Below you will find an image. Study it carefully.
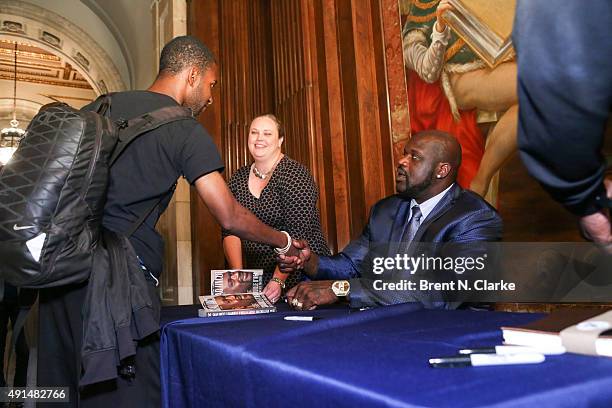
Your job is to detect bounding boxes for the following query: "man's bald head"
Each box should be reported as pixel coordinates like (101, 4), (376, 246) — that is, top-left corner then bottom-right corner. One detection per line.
(412, 130), (462, 166)
(412, 130), (462, 180)
(395, 130), (462, 202)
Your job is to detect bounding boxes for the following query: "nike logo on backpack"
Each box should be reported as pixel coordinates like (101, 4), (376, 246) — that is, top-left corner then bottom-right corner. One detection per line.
(13, 224), (36, 231)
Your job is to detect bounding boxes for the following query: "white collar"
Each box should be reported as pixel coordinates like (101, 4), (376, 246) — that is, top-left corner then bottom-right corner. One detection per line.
(410, 183), (455, 221)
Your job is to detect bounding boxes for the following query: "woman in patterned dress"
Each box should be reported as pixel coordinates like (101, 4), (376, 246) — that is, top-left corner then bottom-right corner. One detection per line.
(222, 114), (330, 303)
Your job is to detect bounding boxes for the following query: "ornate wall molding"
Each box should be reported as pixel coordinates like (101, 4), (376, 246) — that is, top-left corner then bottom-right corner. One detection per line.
(0, 0), (126, 93)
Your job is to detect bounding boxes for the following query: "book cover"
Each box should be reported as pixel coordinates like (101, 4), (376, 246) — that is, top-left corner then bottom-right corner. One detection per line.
(442, 0), (516, 67)
(502, 308), (612, 356)
(198, 293), (276, 317)
(210, 269), (263, 295)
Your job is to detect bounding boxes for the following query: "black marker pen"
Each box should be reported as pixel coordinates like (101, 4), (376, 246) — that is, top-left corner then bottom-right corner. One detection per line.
(459, 345), (541, 355)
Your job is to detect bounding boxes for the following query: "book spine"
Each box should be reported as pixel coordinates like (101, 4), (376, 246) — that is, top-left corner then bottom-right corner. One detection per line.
(211, 271), (223, 295)
(204, 308), (275, 317)
(253, 272), (263, 293)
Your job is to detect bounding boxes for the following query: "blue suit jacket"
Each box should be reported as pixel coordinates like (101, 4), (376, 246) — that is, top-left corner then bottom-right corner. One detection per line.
(316, 184), (503, 308)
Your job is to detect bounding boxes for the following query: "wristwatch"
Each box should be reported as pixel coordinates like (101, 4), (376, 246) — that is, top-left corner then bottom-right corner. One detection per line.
(331, 280), (350, 297)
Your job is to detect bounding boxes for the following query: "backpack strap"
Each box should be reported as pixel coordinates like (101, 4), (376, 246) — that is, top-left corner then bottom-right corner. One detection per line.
(109, 105), (194, 166)
(125, 181), (178, 238)
(89, 93), (114, 116)
(9, 288), (37, 355)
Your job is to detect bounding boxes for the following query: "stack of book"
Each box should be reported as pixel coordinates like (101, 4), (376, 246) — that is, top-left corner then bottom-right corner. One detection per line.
(198, 269), (276, 317)
(442, 0), (516, 67)
(501, 308), (612, 357)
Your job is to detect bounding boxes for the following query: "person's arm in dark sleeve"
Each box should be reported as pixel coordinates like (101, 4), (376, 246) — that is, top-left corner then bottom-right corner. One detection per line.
(289, 220), (370, 281)
(514, 0), (612, 216)
(316, 233), (369, 281)
(286, 206), (374, 281)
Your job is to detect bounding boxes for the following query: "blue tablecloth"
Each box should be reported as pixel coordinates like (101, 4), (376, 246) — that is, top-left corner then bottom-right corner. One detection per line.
(161, 304), (612, 408)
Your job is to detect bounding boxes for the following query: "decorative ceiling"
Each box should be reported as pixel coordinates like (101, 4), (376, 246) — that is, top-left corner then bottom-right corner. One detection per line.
(0, 0), (155, 131)
(0, 38), (96, 130)
(0, 39), (93, 90)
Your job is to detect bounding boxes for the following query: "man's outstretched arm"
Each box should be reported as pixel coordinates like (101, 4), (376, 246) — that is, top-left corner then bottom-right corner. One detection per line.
(195, 171), (294, 252)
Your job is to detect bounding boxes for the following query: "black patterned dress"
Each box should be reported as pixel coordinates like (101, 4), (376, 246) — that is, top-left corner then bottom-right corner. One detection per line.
(222, 156), (331, 289)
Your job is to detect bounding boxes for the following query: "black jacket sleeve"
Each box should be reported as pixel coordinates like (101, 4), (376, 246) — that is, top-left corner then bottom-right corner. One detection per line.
(514, 0), (612, 216)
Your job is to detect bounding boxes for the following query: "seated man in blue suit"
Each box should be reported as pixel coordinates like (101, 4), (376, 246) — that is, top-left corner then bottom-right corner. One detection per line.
(279, 130), (503, 310)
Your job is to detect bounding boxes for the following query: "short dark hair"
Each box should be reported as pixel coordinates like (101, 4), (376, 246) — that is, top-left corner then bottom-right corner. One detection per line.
(159, 36), (216, 75)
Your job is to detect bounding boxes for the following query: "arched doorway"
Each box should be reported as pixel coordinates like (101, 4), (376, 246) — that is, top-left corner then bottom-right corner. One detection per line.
(0, 0), (128, 162)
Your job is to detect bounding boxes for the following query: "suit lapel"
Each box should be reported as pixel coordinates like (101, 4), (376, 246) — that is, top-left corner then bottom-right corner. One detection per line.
(389, 199), (411, 243)
(412, 184), (462, 243)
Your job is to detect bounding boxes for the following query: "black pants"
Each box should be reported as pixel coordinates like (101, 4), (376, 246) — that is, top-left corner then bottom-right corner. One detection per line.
(0, 299), (29, 387)
(37, 281), (161, 408)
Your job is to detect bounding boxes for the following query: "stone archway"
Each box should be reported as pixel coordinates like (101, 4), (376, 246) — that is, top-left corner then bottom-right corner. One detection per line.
(0, 0), (127, 94)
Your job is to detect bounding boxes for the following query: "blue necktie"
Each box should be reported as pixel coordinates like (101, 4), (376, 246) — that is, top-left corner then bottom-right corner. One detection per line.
(398, 205), (422, 277)
(404, 205), (422, 243)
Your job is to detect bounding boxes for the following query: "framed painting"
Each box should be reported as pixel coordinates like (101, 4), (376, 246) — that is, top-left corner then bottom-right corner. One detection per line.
(398, 0), (518, 204)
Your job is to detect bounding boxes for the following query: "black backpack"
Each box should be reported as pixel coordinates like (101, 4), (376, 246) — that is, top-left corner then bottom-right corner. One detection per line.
(0, 95), (193, 288)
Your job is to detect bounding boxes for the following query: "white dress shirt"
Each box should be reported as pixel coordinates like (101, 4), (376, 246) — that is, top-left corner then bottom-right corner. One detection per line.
(409, 183), (455, 222)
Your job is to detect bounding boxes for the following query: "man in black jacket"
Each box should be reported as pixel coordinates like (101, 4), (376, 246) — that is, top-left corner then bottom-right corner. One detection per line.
(0, 282), (29, 389)
(37, 36), (301, 407)
(0, 165), (28, 392)
(514, 1), (612, 249)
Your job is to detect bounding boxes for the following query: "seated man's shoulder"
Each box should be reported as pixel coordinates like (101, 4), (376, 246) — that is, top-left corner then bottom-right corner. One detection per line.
(371, 194), (405, 214)
(455, 189), (498, 215)
(436, 188), (502, 240)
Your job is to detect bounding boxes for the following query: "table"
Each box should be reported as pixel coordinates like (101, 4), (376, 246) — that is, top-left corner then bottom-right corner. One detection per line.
(161, 303), (612, 407)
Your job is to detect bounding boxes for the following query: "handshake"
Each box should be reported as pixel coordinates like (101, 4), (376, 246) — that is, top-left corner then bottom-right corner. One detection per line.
(275, 238), (315, 275)
(269, 238), (340, 311)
